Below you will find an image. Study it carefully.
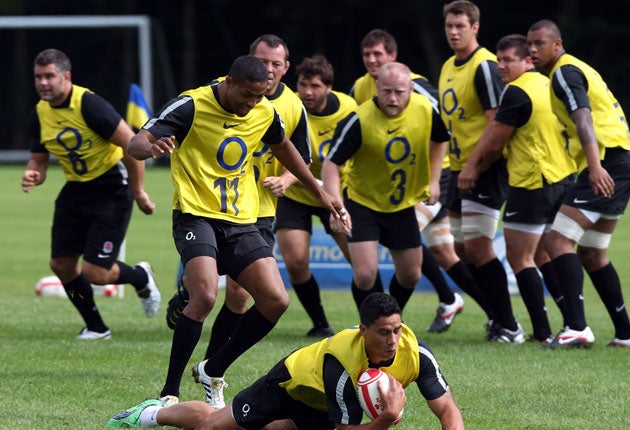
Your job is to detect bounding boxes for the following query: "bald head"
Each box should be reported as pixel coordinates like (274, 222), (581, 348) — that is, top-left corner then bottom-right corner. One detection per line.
(376, 62), (413, 117)
(377, 62), (411, 83)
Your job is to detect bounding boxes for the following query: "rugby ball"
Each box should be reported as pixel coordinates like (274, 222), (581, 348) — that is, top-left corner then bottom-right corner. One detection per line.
(35, 275), (119, 297)
(91, 283), (119, 297)
(34, 275), (67, 297)
(357, 369), (403, 425)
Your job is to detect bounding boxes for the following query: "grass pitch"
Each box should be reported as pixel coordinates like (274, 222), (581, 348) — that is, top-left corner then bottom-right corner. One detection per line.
(1, 164), (628, 429)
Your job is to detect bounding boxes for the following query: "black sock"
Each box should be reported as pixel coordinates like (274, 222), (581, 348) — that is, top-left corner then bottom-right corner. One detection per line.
(293, 275), (329, 328)
(539, 261), (568, 326)
(388, 275), (415, 312)
(351, 275), (383, 311)
(114, 261), (149, 295)
(447, 261), (494, 319)
(204, 305), (276, 376)
(477, 258), (517, 331)
(63, 275), (108, 332)
(515, 268), (552, 340)
(422, 245), (455, 304)
(351, 280), (368, 312)
(552, 253), (587, 330)
(587, 262), (630, 339)
(161, 314), (203, 398)
(205, 303), (244, 360)
(467, 263), (485, 291)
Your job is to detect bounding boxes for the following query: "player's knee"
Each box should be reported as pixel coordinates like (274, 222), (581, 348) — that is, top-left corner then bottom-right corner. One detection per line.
(395, 260), (422, 286)
(464, 238), (496, 266)
(267, 299), (289, 320)
(577, 244), (609, 272)
(506, 253), (535, 274)
(258, 289), (289, 321)
(543, 229), (572, 257)
(397, 269), (421, 287)
(225, 282), (250, 313)
(49, 258), (76, 280)
(82, 271), (108, 286)
(189, 281), (218, 311)
(353, 268), (378, 290)
(276, 293), (290, 313)
(284, 257), (310, 280)
(533, 246), (551, 268)
(83, 262), (119, 285)
(434, 247), (460, 269)
(452, 241), (467, 261)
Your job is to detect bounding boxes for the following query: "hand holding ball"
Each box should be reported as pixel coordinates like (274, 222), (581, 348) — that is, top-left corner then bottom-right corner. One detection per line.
(357, 369), (404, 425)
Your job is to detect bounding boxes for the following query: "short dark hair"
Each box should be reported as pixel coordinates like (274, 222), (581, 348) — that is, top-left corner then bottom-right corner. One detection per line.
(359, 293), (401, 327)
(496, 34), (529, 59)
(443, 0), (480, 25)
(249, 34), (289, 60)
(528, 19), (562, 39)
(227, 55), (268, 85)
(34, 48), (71, 73)
(296, 54), (334, 86)
(360, 29), (397, 54)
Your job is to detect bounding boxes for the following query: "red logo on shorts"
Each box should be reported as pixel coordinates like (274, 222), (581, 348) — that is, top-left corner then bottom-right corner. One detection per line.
(102, 241), (114, 254)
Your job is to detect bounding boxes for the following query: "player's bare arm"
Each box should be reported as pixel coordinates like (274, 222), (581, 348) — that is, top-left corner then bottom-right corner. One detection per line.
(427, 140), (447, 205)
(571, 107), (614, 197)
(320, 158), (352, 234)
(457, 108), (499, 193)
(321, 158), (342, 202)
(478, 121), (513, 170)
(458, 120), (514, 193)
(111, 119), (156, 215)
(426, 390), (465, 430)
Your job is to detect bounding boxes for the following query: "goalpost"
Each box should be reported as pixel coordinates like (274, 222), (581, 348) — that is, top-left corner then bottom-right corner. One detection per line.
(0, 15), (153, 107)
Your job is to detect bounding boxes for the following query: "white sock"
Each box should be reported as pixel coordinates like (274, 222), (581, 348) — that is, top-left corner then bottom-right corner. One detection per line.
(139, 406), (161, 427)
